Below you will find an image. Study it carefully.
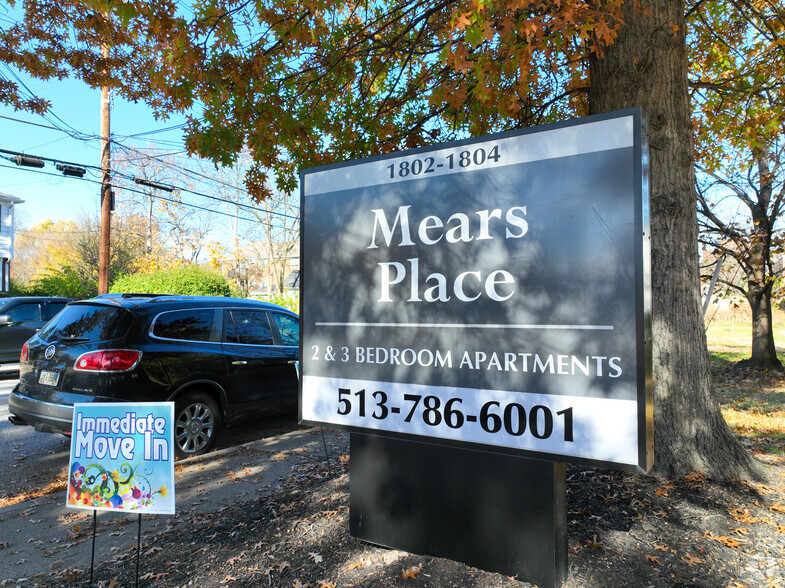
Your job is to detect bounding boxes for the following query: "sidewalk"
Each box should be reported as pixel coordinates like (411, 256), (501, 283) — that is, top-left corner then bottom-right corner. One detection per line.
(0, 426), (347, 586)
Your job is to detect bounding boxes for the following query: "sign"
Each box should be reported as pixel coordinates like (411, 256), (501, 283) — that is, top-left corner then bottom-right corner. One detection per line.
(300, 109), (652, 472)
(67, 402), (175, 514)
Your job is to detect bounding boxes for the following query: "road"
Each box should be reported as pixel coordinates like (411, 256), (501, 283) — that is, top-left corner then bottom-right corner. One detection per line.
(0, 374), (301, 503)
(0, 373), (72, 502)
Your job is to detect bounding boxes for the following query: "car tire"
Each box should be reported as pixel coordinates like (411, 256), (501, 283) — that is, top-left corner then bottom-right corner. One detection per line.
(174, 391), (221, 458)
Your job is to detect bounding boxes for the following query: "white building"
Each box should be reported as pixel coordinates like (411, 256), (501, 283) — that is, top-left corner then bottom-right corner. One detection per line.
(0, 192), (24, 292)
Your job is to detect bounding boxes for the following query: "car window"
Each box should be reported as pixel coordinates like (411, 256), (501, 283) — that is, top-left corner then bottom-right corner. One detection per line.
(47, 302), (68, 317)
(225, 310), (274, 345)
(153, 309), (216, 342)
(272, 313), (299, 346)
(6, 303), (42, 322)
(39, 304), (133, 341)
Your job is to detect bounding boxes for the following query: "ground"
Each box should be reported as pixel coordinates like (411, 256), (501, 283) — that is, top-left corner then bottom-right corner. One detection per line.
(21, 436), (784, 588)
(5, 356), (785, 588)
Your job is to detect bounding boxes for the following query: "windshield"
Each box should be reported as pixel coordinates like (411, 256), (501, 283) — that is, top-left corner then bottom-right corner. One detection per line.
(38, 303), (133, 342)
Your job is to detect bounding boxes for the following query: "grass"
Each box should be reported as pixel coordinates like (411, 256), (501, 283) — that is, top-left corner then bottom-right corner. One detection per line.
(706, 304), (785, 459)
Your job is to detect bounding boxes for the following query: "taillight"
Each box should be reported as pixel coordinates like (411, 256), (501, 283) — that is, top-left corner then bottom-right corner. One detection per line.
(74, 350), (141, 372)
(20, 342), (28, 363)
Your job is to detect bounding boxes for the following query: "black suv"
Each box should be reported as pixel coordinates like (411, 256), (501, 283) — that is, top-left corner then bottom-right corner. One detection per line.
(8, 294), (300, 457)
(0, 297), (72, 363)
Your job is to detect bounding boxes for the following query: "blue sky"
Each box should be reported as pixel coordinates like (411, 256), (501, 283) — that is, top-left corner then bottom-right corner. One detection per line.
(0, 0), (197, 229)
(0, 64), (302, 264)
(0, 72), (191, 229)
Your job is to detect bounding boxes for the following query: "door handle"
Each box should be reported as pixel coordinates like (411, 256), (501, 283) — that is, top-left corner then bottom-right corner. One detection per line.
(232, 360), (248, 366)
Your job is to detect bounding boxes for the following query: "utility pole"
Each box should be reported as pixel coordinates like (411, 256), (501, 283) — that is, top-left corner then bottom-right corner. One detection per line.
(98, 44), (112, 295)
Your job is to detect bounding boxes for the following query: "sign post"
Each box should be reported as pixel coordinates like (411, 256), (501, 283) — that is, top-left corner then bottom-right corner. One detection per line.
(300, 109), (652, 586)
(67, 402), (175, 584)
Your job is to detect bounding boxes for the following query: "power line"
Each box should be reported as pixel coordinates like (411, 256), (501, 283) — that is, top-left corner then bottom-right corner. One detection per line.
(111, 142), (299, 211)
(0, 160), (296, 226)
(0, 114), (67, 132)
(0, 114), (300, 212)
(0, 65), (98, 142)
(0, 112), (187, 149)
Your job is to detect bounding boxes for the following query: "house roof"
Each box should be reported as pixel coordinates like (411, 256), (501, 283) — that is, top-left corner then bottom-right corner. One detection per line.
(0, 192), (25, 204)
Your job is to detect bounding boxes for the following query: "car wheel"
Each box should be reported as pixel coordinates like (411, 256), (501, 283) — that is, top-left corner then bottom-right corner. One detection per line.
(174, 391), (221, 458)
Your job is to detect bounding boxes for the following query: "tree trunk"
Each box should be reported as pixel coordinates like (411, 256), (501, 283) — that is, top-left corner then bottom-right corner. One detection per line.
(589, 0), (762, 479)
(746, 283), (782, 369)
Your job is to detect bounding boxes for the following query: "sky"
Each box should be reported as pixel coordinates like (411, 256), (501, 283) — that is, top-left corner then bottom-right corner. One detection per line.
(0, 72), (192, 230)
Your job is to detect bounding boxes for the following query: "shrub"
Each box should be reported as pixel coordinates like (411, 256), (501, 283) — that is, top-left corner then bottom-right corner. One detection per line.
(260, 292), (300, 313)
(30, 266), (97, 299)
(110, 266), (233, 297)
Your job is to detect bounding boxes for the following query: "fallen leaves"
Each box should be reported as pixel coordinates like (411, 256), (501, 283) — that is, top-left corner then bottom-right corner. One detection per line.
(138, 572), (168, 581)
(585, 535), (603, 549)
(654, 484), (676, 497)
(729, 508), (760, 524)
(704, 531), (742, 548)
(402, 565), (422, 580)
(682, 470), (707, 490)
(0, 473), (68, 509)
(682, 552), (705, 566)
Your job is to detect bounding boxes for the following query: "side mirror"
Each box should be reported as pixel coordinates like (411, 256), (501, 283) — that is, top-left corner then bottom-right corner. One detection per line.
(0, 315), (13, 326)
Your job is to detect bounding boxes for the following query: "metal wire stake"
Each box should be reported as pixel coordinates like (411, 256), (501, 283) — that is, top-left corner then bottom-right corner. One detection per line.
(89, 510), (97, 585)
(135, 514), (142, 588)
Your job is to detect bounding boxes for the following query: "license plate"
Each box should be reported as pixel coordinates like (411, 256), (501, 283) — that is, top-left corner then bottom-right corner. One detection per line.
(38, 370), (59, 386)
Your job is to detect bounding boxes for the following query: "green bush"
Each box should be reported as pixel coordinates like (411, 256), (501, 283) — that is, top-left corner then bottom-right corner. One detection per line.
(110, 266), (233, 297)
(29, 266), (97, 300)
(260, 292), (300, 313)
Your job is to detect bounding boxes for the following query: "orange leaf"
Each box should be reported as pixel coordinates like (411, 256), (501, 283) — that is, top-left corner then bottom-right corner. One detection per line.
(729, 509), (760, 524)
(585, 535), (602, 549)
(704, 531), (741, 547)
(654, 485), (675, 496)
(682, 553), (704, 565)
(645, 554), (661, 564)
(402, 566), (422, 580)
(770, 502), (785, 513)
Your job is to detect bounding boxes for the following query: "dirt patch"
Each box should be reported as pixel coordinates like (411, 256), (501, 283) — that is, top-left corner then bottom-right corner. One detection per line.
(24, 448), (785, 588)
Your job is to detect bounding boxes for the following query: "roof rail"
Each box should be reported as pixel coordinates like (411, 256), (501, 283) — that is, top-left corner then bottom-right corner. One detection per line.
(94, 293), (168, 299)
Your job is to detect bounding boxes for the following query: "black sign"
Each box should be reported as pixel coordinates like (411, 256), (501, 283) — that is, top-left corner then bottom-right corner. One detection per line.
(300, 109), (652, 472)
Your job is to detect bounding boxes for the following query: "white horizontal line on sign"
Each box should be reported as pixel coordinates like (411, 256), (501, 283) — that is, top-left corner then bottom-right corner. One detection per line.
(315, 322), (614, 330)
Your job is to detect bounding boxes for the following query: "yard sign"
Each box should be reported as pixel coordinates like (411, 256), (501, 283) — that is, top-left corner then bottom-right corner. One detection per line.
(300, 109), (653, 472)
(67, 402), (175, 514)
